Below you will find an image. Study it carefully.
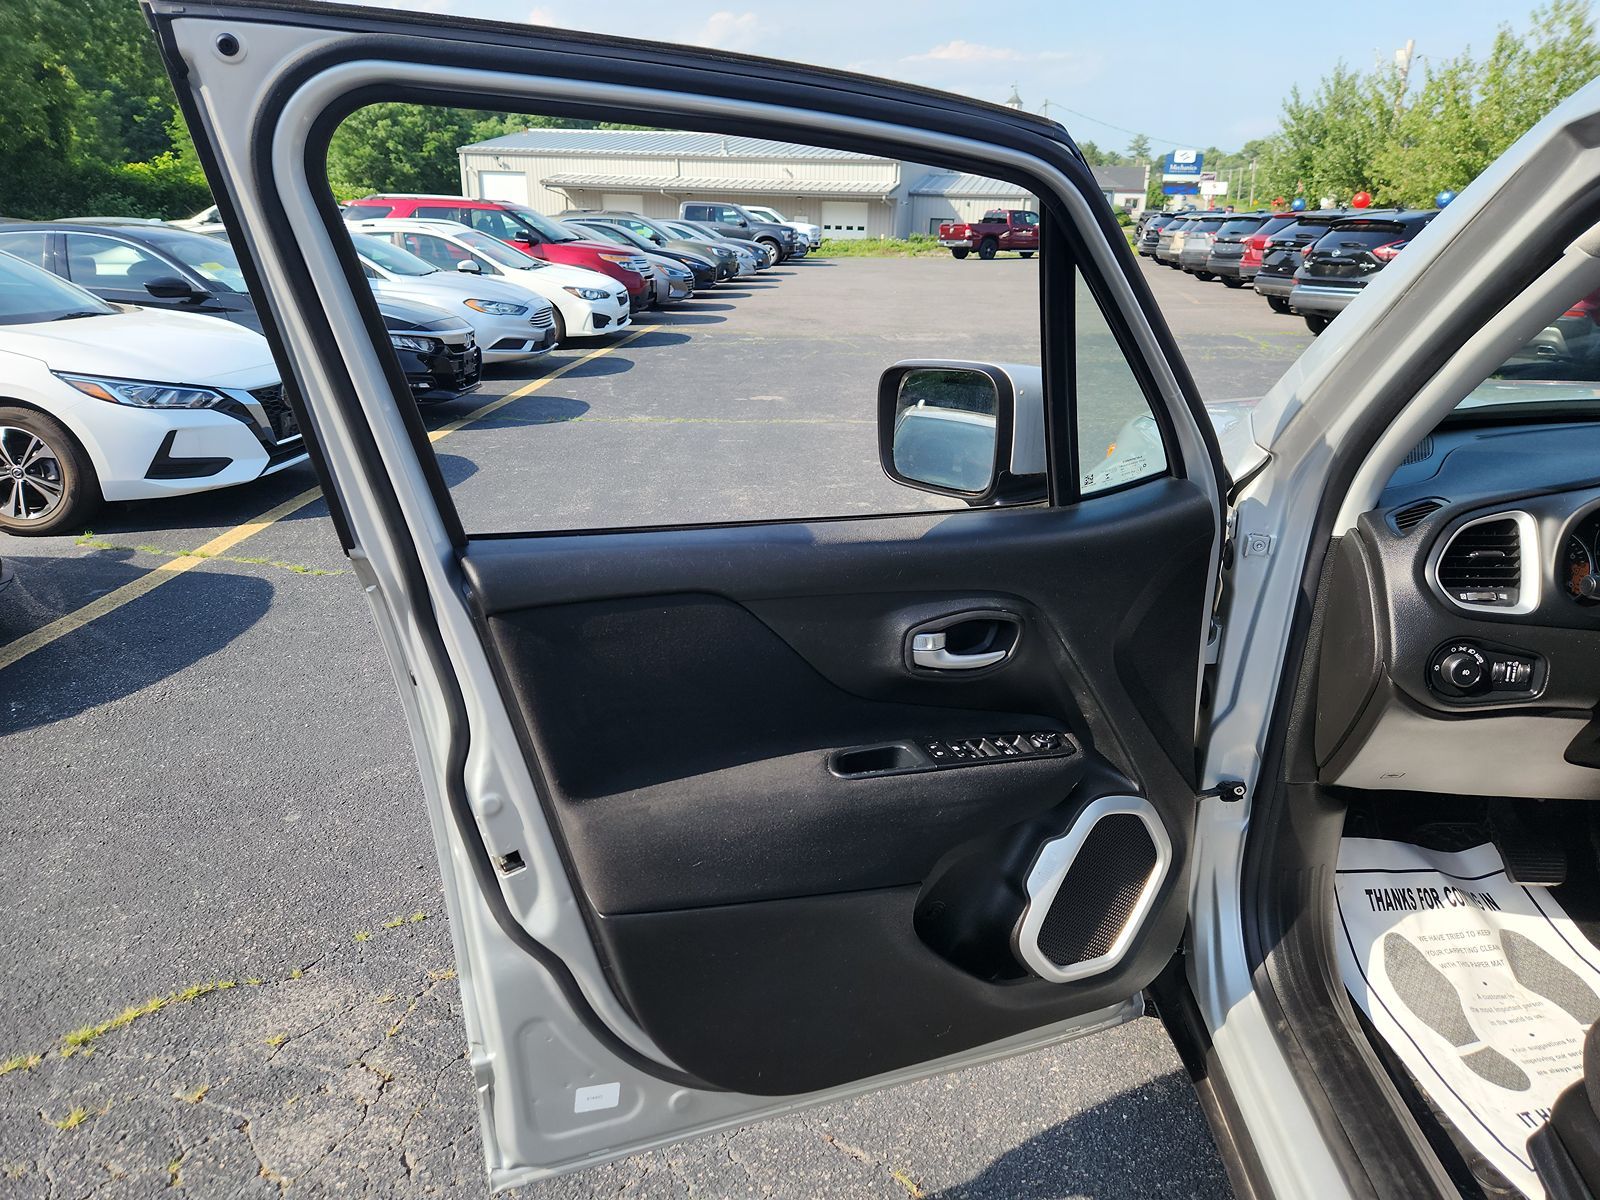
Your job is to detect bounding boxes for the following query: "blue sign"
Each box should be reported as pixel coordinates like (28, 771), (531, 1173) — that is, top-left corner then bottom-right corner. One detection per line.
(1163, 149), (1204, 178)
(1162, 182), (1200, 195)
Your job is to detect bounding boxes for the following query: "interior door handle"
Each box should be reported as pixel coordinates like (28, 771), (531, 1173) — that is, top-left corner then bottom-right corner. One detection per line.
(910, 631), (1008, 671)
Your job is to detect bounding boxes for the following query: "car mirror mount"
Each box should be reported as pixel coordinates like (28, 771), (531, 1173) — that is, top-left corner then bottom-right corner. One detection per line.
(877, 360), (1046, 507)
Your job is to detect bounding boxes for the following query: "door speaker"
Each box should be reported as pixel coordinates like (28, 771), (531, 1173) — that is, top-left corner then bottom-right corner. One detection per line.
(1012, 796), (1171, 983)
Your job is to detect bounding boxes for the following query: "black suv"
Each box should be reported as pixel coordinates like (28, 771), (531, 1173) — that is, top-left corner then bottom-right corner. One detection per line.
(1251, 211), (1349, 313)
(1289, 210), (1440, 334)
(1136, 211), (1183, 257)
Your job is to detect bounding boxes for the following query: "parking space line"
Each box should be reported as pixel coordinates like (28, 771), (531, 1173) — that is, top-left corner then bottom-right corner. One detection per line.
(0, 330), (646, 674)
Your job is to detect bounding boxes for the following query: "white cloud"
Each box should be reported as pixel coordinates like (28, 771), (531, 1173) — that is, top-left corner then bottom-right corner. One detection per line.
(683, 11), (763, 52)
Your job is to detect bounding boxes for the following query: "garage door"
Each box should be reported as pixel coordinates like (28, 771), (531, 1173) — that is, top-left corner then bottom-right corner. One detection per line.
(821, 201), (870, 241)
(478, 171), (529, 205)
(602, 193), (646, 213)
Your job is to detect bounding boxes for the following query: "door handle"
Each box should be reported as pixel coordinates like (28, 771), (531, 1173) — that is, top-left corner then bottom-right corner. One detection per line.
(910, 632), (1006, 670)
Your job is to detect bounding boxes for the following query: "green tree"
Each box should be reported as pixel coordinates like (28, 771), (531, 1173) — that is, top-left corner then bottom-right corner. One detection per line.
(1127, 133), (1151, 162)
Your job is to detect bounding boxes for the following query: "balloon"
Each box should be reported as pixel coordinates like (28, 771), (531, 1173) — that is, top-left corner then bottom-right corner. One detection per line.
(1290, 197), (1307, 211)
(1351, 191), (1373, 208)
(1436, 190), (1456, 208)
(1273, 196), (1287, 207)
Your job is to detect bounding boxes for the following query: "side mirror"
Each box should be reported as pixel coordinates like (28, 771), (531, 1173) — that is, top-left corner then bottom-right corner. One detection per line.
(144, 275), (204, 300)
(455, 259), (483, 274)
(510, 231), (534, 245)
(878, 361), (1045, 505)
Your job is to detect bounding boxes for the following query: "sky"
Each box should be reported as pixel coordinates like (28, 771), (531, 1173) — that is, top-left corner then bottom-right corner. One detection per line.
(350, 0), (1547, 153)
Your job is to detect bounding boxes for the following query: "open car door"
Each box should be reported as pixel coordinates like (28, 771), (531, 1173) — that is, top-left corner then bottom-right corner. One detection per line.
(147, 0), (1227, 1187)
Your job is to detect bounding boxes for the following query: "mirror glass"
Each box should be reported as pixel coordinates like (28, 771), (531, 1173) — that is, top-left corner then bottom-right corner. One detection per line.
(891, 368), (998, 494)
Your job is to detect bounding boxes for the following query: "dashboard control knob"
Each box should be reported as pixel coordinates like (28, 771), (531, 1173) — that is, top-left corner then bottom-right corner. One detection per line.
(1439, 651), (1484, 691)
(1582, 572), (1600, 600)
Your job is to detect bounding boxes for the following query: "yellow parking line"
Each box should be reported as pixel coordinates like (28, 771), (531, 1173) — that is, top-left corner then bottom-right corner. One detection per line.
(0, 330), (646, 674)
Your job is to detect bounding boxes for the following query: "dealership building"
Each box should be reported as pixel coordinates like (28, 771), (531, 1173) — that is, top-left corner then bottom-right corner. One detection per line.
(456, 129), (1145, 240)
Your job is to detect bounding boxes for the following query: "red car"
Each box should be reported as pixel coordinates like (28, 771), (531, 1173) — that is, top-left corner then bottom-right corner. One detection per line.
(347, 194), (652, 307)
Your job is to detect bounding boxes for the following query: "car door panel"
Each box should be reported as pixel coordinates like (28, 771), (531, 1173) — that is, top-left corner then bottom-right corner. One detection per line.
(461, 482), (1212, 1093)
(149, 1), (1223, 1181)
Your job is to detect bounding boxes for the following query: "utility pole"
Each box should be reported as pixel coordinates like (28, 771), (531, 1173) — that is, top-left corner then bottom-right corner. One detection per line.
(1393, 39), (1415, 119)
(1249, 158), (1258, 208)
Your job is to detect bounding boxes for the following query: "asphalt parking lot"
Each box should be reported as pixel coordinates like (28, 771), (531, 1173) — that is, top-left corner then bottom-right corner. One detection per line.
(0, 252), (1309, 1199)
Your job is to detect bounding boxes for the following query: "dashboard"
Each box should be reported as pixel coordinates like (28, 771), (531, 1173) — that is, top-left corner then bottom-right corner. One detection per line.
(1316, 419), (1600, 800)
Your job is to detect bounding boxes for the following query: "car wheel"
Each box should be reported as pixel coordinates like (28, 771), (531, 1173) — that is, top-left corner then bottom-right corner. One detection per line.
(0, 406), (100, 536)
(758, 238), (783, 261)
(1266, 295), (1291, 314)
(1194, 270), (1214, 281)
(950, 248), (969, 260)
(551, 307), (569, 345)
(977, 238), (998, 260)
(1019, 251), (1034, 259)
(1221, 277), (1243, 288)
(1304, 314), (1331, 335)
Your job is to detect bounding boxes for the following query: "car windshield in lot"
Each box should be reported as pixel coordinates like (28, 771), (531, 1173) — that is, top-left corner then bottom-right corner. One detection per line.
(136, 227), (249, 292)
(1316, 220), (1408, 249)
(504, 205), (584, 244)
(1218, 217), (1267, 236)
(352, 233), (439, 276)
(0, 252), (114, 324)
(456, 228), (549, 268)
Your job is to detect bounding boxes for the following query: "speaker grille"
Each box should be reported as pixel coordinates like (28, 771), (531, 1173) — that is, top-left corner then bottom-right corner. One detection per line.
(1035, 813), (1160, 967)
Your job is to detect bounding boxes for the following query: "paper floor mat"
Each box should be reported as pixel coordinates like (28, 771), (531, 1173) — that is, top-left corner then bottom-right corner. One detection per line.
(1336, 838), (1600, 1200)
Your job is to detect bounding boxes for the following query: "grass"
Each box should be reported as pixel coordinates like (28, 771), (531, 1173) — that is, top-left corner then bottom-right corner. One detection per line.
(812, 233), (950, 258)
(44, 1107), (90, 1131)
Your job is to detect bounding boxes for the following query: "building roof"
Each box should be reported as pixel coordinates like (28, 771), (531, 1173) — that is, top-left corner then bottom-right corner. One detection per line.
(908, 171), (1027, 199)
(541, 172), (890, 197)
(462, 129), (886, 161)
(1091, 166), (1146, 193)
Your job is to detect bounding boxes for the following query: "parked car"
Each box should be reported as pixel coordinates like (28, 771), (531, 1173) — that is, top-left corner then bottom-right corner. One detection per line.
(351, 218), (631, 343)
(1176, 214), (1234, 278)
(1136, 211), (1182, 257)
(346, 196), (652, 310)
(679, 202), (803, 260)
(679, 219), (777, 269)
(1154, 211), (1204, 266)
(171, 204), (226, 236)
(351, 233), (557, 364)
(558, 211), (732, 282)
(0, 250), (302, 534)
(1207, 213), (1299, 287)
(0, 222), (482, 397)
(558, 214), (718, 288)
(937, 209), (1040, 260)
(1289, 210), (1440, 334)
(1251, 211), (1348, 312)
(740, 204), (822, 250)
(556, 220), (695, 305)
(658, 219), (763, 276)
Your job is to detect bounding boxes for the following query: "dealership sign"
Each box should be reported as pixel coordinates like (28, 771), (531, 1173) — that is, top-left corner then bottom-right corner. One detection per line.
(1162, 149), (1204, 181)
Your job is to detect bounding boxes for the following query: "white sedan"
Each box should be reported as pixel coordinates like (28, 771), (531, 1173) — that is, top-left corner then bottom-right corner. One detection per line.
(351, 233), (557, 364)
(349, 218), (630, 344)
(0, 252), (302, 535)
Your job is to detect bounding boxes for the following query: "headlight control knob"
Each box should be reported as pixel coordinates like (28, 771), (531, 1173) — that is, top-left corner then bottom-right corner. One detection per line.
(1431, 642), (1489, 697)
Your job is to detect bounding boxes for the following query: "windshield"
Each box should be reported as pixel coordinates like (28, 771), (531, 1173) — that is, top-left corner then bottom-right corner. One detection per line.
(351, 234), (437, 277)
(747, 207), (785, 222)
(505, 205), (581, 244)
(578, 222), (650, 251)
(0, 251), (115, 324)
(667, 222), (710, 241)
(455, 228), (547, 269)
(1218, 218), (1265, 237)
(1452, 291), (1600, 420)
(138, 227), (249, 292)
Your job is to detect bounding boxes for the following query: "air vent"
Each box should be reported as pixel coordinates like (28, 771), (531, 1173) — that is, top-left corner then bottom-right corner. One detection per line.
(1400, 436), (1436, 466)
(1391, 498), (1444, 532)
(1435, 514), (1534, 611)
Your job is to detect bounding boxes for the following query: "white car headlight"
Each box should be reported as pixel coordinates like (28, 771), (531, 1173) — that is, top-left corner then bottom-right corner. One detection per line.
(563, 285), (611, 301)
(390, 333), (442, 353)
(464, 298), (528, 316)
(57, 373), (227, 410)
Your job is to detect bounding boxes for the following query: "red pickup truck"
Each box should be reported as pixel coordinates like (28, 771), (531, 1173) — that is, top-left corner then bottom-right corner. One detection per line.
(937, 209), (1041, 259)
